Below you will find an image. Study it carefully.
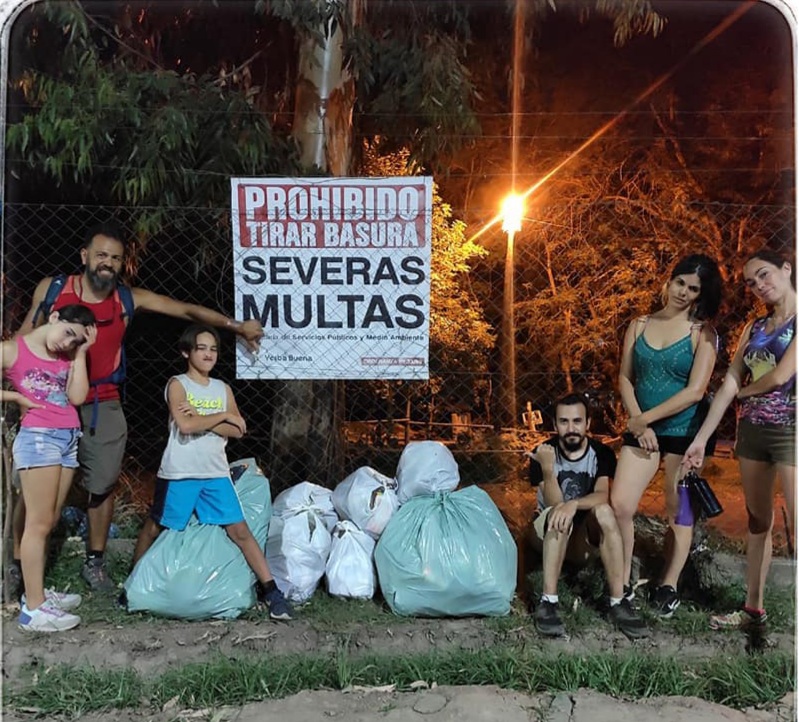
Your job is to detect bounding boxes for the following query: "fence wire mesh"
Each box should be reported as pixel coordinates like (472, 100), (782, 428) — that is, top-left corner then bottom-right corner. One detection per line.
(1, 200), (794, 549)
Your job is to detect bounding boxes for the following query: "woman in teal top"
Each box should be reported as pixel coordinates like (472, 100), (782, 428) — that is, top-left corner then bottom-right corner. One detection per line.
(610, 254), (722, 619)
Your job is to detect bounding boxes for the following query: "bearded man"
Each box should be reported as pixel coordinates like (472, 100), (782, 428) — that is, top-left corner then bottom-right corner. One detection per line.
(526, 393), (649, 640)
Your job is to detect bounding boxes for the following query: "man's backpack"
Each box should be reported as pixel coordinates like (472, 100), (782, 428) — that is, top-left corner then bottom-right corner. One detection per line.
(32, 274), (135, 432)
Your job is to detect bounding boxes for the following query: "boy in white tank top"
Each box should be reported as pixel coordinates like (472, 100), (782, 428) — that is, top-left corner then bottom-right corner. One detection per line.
(131, 324), (292, 621)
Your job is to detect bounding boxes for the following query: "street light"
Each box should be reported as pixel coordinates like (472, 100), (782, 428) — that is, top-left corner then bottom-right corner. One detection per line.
(500, 193), (523, 429)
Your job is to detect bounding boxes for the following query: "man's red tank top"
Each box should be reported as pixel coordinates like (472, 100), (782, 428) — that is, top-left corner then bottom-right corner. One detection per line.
(52, 275), (128, 402)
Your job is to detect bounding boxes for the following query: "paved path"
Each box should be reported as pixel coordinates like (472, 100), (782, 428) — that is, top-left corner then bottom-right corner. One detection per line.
(5, 686), (793, 721)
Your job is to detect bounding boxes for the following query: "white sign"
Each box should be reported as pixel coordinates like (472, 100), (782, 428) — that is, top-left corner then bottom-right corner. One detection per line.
(231, 177), (432, 380)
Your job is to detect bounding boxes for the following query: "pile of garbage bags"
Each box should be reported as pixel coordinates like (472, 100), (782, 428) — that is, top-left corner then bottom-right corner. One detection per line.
(125, 441), (516, 620)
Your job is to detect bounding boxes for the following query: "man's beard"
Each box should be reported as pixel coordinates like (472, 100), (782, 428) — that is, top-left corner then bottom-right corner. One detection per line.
(86, 266), (118, 293)
(560, 434), (584, 452)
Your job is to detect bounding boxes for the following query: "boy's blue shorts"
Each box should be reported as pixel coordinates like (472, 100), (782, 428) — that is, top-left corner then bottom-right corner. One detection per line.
(150, 476), (245, 531)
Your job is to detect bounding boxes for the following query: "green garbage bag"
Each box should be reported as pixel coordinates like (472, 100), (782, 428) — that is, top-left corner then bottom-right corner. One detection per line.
(375, 486), (516, 617)
(124, 458), (271, 620)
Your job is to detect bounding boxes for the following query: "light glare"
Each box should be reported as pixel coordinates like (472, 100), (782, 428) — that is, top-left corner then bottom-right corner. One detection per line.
(501, 194), (523, 234)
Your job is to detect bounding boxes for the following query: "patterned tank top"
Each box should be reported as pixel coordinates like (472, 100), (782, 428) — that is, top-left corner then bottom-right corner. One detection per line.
(632, 324), (705, 437)
(739, 315), (795, 427)
(5, 337), (79, 429)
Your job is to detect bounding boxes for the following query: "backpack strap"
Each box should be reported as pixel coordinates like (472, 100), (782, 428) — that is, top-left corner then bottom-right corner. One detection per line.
(116, 284), (135, 322)
(31, 274), (70, 327)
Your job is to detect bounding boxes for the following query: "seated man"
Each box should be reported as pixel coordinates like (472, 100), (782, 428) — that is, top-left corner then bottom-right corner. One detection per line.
(526, 393), (648, 639)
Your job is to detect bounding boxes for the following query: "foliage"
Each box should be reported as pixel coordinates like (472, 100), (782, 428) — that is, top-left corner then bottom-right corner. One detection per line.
(6, 2), (298, 242)
(351, 21), (480, 171)
(509, 103), (787, 428)
(521, 0), (666, 46)
(359, 141), (494, 418)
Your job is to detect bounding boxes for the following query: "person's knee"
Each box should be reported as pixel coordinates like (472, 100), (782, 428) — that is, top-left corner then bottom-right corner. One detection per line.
(141, 518), (162, 539)
(592, 503), (618, 531)
(87, 490), (114, 510)
(23, 514), (55, 539)
(225, 521), (251, 545)
(747, 507), (773, 535)
(610, 492), (636, 522)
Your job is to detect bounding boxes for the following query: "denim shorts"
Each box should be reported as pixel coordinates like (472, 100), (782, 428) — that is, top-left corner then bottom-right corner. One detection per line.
(13, 427), (82, 470)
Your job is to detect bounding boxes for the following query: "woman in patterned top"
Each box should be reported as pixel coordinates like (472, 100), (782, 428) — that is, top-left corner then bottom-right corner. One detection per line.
(611, 254), (723, 619)
(684, 248), (795, 630)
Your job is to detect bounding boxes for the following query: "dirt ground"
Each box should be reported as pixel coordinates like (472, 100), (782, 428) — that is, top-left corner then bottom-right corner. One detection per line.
(2, 686), (795, 722)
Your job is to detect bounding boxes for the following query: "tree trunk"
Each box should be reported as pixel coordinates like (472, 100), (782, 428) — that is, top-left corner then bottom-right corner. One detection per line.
(269, 1), (356, 490)
(291, 8), (355, 175)
(543, 239), (574, 392)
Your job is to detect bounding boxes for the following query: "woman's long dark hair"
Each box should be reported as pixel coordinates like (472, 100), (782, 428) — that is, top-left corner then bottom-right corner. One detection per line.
(669, 254), (723, 321)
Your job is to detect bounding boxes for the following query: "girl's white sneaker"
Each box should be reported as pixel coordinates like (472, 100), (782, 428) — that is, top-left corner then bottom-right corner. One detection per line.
(18, 600), (81, 632)
(21, 588), (82, 612)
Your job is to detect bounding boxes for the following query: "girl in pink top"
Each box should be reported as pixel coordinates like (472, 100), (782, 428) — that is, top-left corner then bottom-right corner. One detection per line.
(1, 304), (96, 632)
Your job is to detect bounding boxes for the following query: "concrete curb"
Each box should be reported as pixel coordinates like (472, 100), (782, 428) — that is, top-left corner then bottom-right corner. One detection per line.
(716, 552), (796, 589)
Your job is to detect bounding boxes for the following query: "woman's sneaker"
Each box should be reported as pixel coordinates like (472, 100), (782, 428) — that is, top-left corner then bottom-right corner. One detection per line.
(650, 585), (680, 619)
(710, 607), (767, 631)
(22, 588), (82, 612)
(18, 600), (81, 632)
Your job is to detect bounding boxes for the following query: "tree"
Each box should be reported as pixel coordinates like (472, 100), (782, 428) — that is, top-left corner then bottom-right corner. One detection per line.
(7, 3), (299, 242)
(6, 0), (680, 478)
(357, 141), (494, 431)
(511, 104), (789, 432)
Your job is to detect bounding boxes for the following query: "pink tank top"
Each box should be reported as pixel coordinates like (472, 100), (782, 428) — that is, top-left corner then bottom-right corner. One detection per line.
(5, 337), (80, 429)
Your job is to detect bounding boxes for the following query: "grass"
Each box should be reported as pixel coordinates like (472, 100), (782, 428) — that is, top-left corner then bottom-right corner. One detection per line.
(8, 647), (794, 717)
(300, 589), (393, 630)
(40, 537), (796, 635)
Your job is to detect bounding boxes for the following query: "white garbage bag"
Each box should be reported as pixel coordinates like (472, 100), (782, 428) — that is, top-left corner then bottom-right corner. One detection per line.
(395, 440), (460, 503)
(332, 466), (399, 539)
(265, 511), (332, 603)
(272, 481), (338, 532)
(326, 520), (377, 599)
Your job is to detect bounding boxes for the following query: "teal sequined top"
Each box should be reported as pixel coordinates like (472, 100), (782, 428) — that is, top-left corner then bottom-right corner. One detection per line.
(633, 331), (703, 437)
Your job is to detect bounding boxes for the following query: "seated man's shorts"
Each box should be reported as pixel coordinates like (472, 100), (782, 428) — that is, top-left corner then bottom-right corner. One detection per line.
(150, 476), (245, 531)
(13, 427), (81, 470)
(532, 506), (600, 565)
(78, 400), (128, 496)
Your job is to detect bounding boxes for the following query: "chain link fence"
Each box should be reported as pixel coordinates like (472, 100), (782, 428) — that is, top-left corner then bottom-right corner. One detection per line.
(1, 200), (794, 550)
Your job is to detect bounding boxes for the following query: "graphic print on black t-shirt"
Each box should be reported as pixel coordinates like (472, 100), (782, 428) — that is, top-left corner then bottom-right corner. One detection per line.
(560, 470), (593, 502)
(529, 437), (617, 510)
